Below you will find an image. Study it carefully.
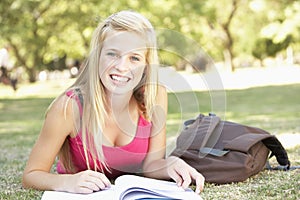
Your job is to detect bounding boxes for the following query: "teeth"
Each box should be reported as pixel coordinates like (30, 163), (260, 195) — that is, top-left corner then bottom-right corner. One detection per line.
(111, 75), (129, 82)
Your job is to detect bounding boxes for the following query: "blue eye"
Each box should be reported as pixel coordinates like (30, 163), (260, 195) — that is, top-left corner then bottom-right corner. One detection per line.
(131, 56), (140, 62)
(107, 52), (118, 58)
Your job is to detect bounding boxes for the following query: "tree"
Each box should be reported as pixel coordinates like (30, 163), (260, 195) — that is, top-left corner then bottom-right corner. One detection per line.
(1, 0), (299, 82)
(252, 35), (293, 66)
(201, 0), (243, 72)
(0, 0), (111, 82)
(1, 0), (59, 82)
(251, 0), (300, 66)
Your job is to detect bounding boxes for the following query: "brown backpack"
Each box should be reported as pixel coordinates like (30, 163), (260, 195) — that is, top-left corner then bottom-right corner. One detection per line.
(170, 113), (290, 184)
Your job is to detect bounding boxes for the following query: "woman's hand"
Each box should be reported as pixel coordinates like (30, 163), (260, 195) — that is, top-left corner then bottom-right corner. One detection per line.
(65, 170), (111, 194)
(166, 156), (205, 194)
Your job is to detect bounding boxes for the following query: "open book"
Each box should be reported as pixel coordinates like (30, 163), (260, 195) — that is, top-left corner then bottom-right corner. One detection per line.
(41, 174), (202, 200)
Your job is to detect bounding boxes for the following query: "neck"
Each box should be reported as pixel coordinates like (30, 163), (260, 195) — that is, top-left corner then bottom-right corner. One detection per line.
(106, 91), (135, 115)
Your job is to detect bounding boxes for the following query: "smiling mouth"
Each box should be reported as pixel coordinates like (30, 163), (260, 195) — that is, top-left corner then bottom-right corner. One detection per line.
(110, 74), (130, 83)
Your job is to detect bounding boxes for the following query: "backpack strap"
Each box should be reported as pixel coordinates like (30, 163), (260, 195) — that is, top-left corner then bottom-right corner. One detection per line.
(199, 147), (229, 157)
(66, 88), (84, 128)
(184, 113), (228, 157)
(66, 88), (83, 114)
(74, 88), (84, 109)
(262, 136), (290, 166)
(183, 113), (220, 146)
(198, 115), (221, 149)
(265, 162), (300, 170)
(262, 136), (300, 171)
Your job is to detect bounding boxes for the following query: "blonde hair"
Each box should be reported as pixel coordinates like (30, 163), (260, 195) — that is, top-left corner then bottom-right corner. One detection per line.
(59, 10), (159, 173)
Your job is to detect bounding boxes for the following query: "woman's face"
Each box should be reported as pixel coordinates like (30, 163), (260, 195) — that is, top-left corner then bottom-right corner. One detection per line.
(99, 31), (147, 95)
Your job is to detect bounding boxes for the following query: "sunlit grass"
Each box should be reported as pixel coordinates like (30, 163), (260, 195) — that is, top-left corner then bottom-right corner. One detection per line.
(0, 80), (299, 200)
(0, 79), (75, 99)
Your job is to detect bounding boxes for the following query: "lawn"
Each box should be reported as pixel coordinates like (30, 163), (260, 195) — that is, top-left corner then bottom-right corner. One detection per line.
(0, 80), (299, 200)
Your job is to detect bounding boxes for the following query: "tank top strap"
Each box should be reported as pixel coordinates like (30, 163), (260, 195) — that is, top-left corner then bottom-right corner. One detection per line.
(66, 88), (83, 116)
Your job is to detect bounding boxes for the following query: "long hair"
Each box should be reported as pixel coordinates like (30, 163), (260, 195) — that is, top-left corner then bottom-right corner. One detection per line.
(59, 10), (159, 173)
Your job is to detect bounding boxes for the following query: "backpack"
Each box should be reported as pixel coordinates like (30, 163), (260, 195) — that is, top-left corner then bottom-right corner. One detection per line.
(170, 113), (291, 184)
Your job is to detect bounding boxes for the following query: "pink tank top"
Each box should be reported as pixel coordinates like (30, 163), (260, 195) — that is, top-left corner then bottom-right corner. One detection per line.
(57, 90), (152, 178)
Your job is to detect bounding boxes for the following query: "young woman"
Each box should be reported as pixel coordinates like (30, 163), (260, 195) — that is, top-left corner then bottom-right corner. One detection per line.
(22, 10), (204, 194)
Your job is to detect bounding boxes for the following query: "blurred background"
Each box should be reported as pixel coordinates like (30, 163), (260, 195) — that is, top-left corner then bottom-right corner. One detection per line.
(0, 0), (299, 90)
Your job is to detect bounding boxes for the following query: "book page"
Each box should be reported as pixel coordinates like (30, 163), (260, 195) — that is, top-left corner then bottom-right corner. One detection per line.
(115, 175), (202, 200)
(41, 186), (116, 200)
(41, 175), (202, 200)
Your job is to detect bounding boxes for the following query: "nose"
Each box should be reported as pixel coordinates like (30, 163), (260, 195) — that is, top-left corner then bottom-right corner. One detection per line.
(115, 56), (130, 72)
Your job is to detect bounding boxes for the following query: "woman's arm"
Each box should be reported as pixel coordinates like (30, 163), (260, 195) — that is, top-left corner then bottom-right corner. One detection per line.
(142, 86), (205, 194)
(22, 96), (110, 193)
(142, 85), (168, 177)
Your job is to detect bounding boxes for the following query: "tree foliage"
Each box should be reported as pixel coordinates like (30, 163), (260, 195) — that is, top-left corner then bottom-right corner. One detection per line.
(0, 0), (299, 82)
(251, 0), (300, 63)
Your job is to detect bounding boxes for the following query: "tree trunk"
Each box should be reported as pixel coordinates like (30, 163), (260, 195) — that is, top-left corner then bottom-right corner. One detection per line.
(223, 49), (234, 71)
(221, 0), (238, 72)
(28, 67), (37, 83)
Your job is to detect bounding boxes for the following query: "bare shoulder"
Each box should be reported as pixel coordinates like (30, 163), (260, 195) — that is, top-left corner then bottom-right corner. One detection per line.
(44, 94), (77, 136)
(47, 94), (71, 117)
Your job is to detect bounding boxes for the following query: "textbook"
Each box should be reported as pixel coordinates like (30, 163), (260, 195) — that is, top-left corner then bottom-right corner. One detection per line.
(41, 174), (202, 200)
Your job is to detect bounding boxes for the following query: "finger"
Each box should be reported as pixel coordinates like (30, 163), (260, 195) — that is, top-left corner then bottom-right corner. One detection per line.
(79, 181), (100, 192)
(195, 175), (205, 194)
(90, 173), (111, 191)
(176, 168), (192, 190)
(97, 173), (111, 188)
(190, 169), (205, 193)
(88, 171), (111, 188)
(85, 176), (107, 191)
(168, 169), (183, 187)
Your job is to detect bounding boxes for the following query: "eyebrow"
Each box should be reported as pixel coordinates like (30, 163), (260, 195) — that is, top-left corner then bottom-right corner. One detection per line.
(103, 48), (119, 52)
(104, 48), (146, 57)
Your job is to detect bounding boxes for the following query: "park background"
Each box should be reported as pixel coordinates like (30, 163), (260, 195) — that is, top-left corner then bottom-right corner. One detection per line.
(1, 0), (300, 199)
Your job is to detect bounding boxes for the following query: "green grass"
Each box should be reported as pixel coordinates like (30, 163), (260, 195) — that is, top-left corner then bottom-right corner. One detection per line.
(166, 84), (300, 134)
(0, 82), (299, 200)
